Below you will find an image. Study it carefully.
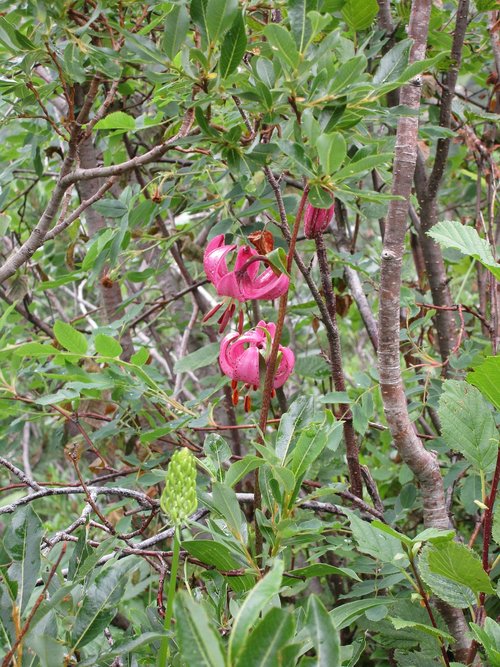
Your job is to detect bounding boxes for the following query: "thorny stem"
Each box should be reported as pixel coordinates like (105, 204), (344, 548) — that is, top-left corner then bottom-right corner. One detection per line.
(314, 233), (363, 498)
(158, 526), (181, 666)
(254, 185), (309, 562)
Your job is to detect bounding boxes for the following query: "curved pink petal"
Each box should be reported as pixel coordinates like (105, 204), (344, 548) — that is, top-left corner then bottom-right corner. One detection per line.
(204, 244), (235, 283)
(234, 246), (259, 279)
(234, 346), (261, 386)
(219, 333), (240, 378)
(240, 268), (289, 300)
(216, 271), (246, 302)
(274, 346), (295, 387)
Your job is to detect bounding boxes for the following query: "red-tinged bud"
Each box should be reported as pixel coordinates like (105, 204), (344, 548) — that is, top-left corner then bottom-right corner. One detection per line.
(202, 301), (223, 322)
(304, 201), (335, 239)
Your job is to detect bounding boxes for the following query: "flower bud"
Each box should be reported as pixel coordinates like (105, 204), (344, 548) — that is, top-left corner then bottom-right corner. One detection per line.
(160, 448), (198, 525)
(304, 202), (335, 239)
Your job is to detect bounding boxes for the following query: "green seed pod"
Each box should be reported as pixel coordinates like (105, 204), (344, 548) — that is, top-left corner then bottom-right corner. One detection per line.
(160, 448), (198, 525)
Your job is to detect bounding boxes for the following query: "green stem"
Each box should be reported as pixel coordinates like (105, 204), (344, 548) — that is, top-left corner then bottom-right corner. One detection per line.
(158, 526), (181, 667)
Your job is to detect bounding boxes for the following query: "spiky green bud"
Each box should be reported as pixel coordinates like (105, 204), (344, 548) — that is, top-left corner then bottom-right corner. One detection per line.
(160, 448), (197, 525)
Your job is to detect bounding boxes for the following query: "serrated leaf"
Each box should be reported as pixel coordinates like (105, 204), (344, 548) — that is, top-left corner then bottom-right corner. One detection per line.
(54, 320), (88, 355)
(175, 592), (226, 667)
(425, 541), (494, 595)
(438, 380), (498, 473)
(219, 11), (247, 78)
(427, 220), (500, 280)
(264, 24), (300, 71)
(94, 111), (136, 131)
(163, 3), (190, 60)
(342, 0), (378, 30)
(346, 510), (407, 565)
(306, 595), (341, 666)
(316, 132), (346, 176)
(94, 333), (122, 358)
(235, 607), (295, 667)
(467, 356), (500, 411)
(228, 561), (284, 663)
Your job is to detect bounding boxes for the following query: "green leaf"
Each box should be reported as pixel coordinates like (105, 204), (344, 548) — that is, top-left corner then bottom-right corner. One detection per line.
(263, 24), (300, 71)
(94, 333), (122, 358)
(11, 342), (58, 357)
(342, 0), (378, 30)
(210, 481), (245, 536)
(235, 607), (295, 667)
(288, 0), (314, 52)
(183, 539), (245, 569)
(71, 559), (132, 650)
(289, 417), (342, 478)
(228, 560), (284, 663)
(316, 132), (346, 176)
(438, 380), (498, 473)
(306, 595), (341, 667)
(467, 356), (500, 411)
(427, 220), (500, 280)
(282, 563), (361, 585)
(346, 510), (407, 565)
(5, 506), (42, 612)
(54, 320), (88, 355)
(334, 153), (393, 181)
(418, 544), (476, 608)
(175, 591), (226, 667)
(330, 597), (394, 630)
(275, 396), (314, 463)
(206, 0), (238, 42)
(373, 40), (412, 85)
(219, 11), (247, 78)
(94, 111), (136, 131)
(389, 617), (454, 644)
(130, 346), (149, 366)
(174, 342), (220, 372)
(225, 456), (266, 488)
(163, 3), (190, 60)
(426, 541), (494, 595)
(470, 618), (500, 667)
(78, 633), (165, 667)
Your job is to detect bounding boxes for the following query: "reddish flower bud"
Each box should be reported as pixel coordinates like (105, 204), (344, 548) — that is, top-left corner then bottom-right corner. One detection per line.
(304, 202), (335, 239)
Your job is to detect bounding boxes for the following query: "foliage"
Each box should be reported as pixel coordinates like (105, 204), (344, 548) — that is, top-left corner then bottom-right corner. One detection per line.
(0, 0), (498, 666)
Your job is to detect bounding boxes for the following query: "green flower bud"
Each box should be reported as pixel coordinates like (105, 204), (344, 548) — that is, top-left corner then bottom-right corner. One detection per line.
(160, 448), (198, 525)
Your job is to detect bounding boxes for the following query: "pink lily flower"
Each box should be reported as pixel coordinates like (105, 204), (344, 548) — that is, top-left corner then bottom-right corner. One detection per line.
(219, 321), (295, 402)
(203, 235), (289, 302)
(304, 202), (335, 239)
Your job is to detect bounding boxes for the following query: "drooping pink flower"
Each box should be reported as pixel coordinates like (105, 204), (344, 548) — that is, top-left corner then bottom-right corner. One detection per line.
(219, 321), (295, 397)
(304, 202), (335, 239)
(203, 235), (289, 302)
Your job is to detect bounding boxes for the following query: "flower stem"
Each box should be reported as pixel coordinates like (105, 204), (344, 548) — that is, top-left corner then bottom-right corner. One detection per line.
(254, 184), (309, 563)
(158, 526), (181, 666)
